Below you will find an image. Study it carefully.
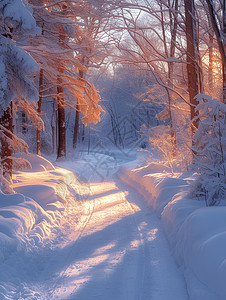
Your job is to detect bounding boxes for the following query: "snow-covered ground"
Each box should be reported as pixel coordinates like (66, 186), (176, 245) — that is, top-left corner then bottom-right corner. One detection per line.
(0, 150), (225, 299)
(119, 161), (226, 300)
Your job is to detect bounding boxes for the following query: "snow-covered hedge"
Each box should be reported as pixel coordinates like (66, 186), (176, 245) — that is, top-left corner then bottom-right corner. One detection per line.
(119, 162), (226, 300)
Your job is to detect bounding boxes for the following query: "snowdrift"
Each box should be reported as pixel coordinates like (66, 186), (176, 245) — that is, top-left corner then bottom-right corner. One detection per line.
(0, 153), (86, 262)
(118, 162), (226, 300)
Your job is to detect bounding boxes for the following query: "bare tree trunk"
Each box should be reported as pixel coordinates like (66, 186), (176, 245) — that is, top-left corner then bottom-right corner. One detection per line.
(37, 68), (43, 156)
(57, 24), (66, 159)
(197, 20), (205, 94)
(184, 0), (200, 133)
(223, 64), (226, 104)
(208, 32), (214, 91)
(0, 103), (13, 179)
(22, 112), (26, 134)
(57, 79), (66, 159)
(51, 99), (57, 154)
(73, 68), (84, 149)
(168, 0), (178, 156)
(36, 22), (44, 156)
(206, 0), (226, 103)
(81, 124), (85, 142)
(73, 101), (80, 149)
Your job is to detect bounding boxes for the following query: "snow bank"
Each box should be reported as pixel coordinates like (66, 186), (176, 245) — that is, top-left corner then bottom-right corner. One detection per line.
(14, 152), (55, 172)
(119, 162), (226, 300)
(0, 154), (86, 262)
(175, 207), (226, 300)
(119, 162), (190, 216)
(0, 191), (50, 259)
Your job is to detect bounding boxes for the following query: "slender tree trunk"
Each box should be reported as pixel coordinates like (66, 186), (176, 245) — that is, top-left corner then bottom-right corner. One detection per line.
(168, 0), (178, 156)
(37, 22), (44, 156)
(37, 68), (43, 156)
(51, 99), (57, 154)
(184, 0), (200, 133)
(208, 32), (214, 91)
(82, 124), (85, 142)
(57, 24), (66, 159)
(223, 64), (226, 104)
(73, 102), (80, 149)
(197, 25), (204, 94)
(73, 69), (84, 149)
(57, 78), (66, 159)
(51, 120), (55, 154)
(208, 33), (213, 89)
(0, 103), (13, 179)
(22, 112), (26, 134)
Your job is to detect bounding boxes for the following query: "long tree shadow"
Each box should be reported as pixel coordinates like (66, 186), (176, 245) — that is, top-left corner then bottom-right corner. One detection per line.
(47, 180), (159, 299)
(0, 178), (161, 300)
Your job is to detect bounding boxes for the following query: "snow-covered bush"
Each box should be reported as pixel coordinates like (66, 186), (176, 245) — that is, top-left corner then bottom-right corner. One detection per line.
(148, 125), (176, 173)
(190, 94), (226, 205)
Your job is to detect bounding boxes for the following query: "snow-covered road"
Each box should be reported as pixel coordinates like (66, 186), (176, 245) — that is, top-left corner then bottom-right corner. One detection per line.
(0, 168), (189, 299)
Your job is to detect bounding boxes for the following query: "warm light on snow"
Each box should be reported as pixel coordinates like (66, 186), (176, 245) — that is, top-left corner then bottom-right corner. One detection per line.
(147, 228), (158, 242)
(0, 0), (225, 296)
(0, 153), (193, 299)
(92, 242), (117, 255)
(81, 189), (140, 237)
(89, 182), (118, 195)
(10, 163), (143, 298)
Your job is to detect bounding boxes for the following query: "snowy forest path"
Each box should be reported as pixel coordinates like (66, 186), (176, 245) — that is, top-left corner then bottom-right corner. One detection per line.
(0, 173), (188, 300)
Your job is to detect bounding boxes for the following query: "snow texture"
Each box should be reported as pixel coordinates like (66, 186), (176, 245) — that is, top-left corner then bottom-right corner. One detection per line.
(119, 161), (226, 300)
(0, 37), (39, 115)
(0, 152), (188, 300)
(0, 0), (39, 116)
(0, 0), (37, 32)
(0, 151), (225, 299)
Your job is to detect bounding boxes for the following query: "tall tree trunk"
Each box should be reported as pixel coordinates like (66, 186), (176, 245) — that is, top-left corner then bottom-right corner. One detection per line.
(37, 68), (43, 156)
(73, 101), (80, 149)
(57, 78), (66, 159)
(57, 24), (66, 159)
(37, 22), (44, 156)
(184, 0), (200, 133)
(22, 112), (26, 134)
(168, 0), (178, 156)
(223, 64), (226, 104)
(206, 0), (226, 103)
(73, 68), (84, 149)
(51, 99), (57, 154)
(0, 103), (13, 179)
(208, 31), (214, 95)
(197, 20), (205, 94)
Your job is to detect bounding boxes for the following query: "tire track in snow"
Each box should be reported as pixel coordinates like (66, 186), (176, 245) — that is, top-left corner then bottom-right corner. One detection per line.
(117, 175), (189, 300)
(46, 183), (122, 299)
(122, 193), (146, 300)
(47, 183), (142, 300)
(47, 194), (97, 299)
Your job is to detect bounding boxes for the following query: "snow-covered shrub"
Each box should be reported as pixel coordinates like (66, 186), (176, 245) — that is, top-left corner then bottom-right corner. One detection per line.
(190, 94), (226, 205)
(149, 125), (176, 173)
